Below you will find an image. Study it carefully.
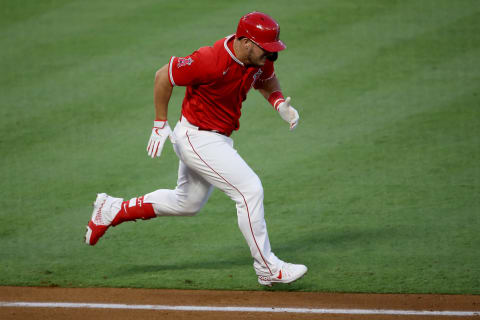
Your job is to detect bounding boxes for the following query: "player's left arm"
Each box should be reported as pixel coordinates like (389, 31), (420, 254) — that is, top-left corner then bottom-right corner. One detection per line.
(256, 75), (300, 131)
(146, 64), (174, 158)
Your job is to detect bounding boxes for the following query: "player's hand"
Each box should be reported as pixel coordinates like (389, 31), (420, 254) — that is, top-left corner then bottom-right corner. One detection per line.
(277, 97), (299, 130)
(147, 120), (172, 158)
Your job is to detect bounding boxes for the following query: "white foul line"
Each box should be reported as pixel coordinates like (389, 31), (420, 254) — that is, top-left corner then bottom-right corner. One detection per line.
(0, 301), (478, 317)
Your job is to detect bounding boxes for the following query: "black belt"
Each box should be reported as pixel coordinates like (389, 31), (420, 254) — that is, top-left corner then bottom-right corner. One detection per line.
(181, 116), (230, 137)
(198, 127), (230, 137)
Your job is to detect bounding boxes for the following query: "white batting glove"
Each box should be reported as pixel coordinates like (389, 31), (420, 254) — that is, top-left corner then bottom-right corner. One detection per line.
(277, 97), (299, 130)
(146, 120), (172, 158)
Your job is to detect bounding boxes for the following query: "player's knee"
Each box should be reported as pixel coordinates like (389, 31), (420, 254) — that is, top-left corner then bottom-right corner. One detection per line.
(252, 181), (264, 197)
(176, 193), (207, 216)
(243, 176), (264, 200)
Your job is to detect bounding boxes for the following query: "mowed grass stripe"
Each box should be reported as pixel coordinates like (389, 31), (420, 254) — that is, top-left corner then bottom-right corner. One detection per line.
(272, 44), (480, 181)
(284, 0), (478, 83)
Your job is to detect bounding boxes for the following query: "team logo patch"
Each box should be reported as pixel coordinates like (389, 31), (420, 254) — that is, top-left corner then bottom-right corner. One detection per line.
(177, 57), (193, 68)
(251, 69), (263, 88)
(253, 69), (263, 82)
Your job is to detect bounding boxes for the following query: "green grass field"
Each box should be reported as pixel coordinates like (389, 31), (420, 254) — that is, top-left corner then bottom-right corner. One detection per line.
(1, 0), (479, 294)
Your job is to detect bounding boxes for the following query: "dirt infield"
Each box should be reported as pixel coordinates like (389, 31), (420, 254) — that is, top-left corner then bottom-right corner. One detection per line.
(1, 286), (479, 319)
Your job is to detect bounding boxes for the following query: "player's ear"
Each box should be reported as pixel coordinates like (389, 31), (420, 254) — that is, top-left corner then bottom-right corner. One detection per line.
(241, 38), (251, 50)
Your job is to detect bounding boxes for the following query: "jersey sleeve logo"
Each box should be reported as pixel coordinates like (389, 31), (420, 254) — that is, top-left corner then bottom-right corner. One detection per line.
(253, 69), (263, 81)
(251, 69), (263, 88)
(177, 57), (194, 68)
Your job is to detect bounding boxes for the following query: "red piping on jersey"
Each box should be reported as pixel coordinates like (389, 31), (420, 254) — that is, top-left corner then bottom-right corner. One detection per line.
(168, 56), (176, 86)
(185, 130), (273, 276)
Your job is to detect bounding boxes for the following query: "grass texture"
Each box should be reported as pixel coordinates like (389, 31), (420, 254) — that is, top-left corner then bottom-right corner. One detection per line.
(0, 0), (479, 294)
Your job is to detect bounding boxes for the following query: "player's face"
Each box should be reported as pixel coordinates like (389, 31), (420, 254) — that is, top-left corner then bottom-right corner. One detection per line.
(247, 40), (271, 67)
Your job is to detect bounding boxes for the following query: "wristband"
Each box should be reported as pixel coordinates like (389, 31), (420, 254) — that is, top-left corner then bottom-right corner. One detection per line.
(154, 119), (167, 129)
(268, 91), (285, 111)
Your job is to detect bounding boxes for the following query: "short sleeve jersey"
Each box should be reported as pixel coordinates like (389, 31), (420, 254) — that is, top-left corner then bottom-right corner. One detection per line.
(168, 35), (275, 136)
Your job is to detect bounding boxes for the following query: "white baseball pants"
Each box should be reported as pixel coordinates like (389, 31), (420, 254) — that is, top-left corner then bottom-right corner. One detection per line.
(143, 117), (282, 276)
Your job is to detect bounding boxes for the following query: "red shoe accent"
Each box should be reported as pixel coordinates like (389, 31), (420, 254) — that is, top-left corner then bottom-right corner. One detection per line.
(111, 196), (156, 226)
(277, 270), (282, 280)
(87, 221), (109, 246)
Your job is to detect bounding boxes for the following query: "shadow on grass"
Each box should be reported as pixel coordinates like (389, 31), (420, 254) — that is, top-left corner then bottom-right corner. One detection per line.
(272, 226), (399, 252)
(112, 256), (252, 277)
(109, 225), (401, 292)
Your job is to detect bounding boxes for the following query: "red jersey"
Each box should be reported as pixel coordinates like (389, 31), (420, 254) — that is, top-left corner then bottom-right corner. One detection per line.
(168, 35), (275, 136)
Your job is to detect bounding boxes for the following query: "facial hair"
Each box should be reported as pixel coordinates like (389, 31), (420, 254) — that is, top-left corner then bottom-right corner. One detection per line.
(246, 47), (266, 67)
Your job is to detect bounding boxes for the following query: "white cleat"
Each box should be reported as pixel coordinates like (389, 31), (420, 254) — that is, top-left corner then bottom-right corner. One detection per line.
(84, 193), (122, 246)
(258, 263), (308, 286)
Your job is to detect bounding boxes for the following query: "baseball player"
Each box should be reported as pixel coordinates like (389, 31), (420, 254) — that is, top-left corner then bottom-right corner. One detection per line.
(85, 11), (307, 286)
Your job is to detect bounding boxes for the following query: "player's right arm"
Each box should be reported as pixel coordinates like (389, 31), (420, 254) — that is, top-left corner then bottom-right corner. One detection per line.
(147, 64), (174, 158)
(154, 64), (173, 121)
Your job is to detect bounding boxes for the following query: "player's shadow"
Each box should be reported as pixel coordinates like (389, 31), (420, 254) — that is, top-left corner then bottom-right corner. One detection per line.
(272, 224), (407, 256)
(110, 224), (399, 283)
(113, 256), (251, 276)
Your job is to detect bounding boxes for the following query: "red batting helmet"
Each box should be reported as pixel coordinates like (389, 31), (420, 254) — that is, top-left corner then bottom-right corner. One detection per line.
(236, 12), (286, 52)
